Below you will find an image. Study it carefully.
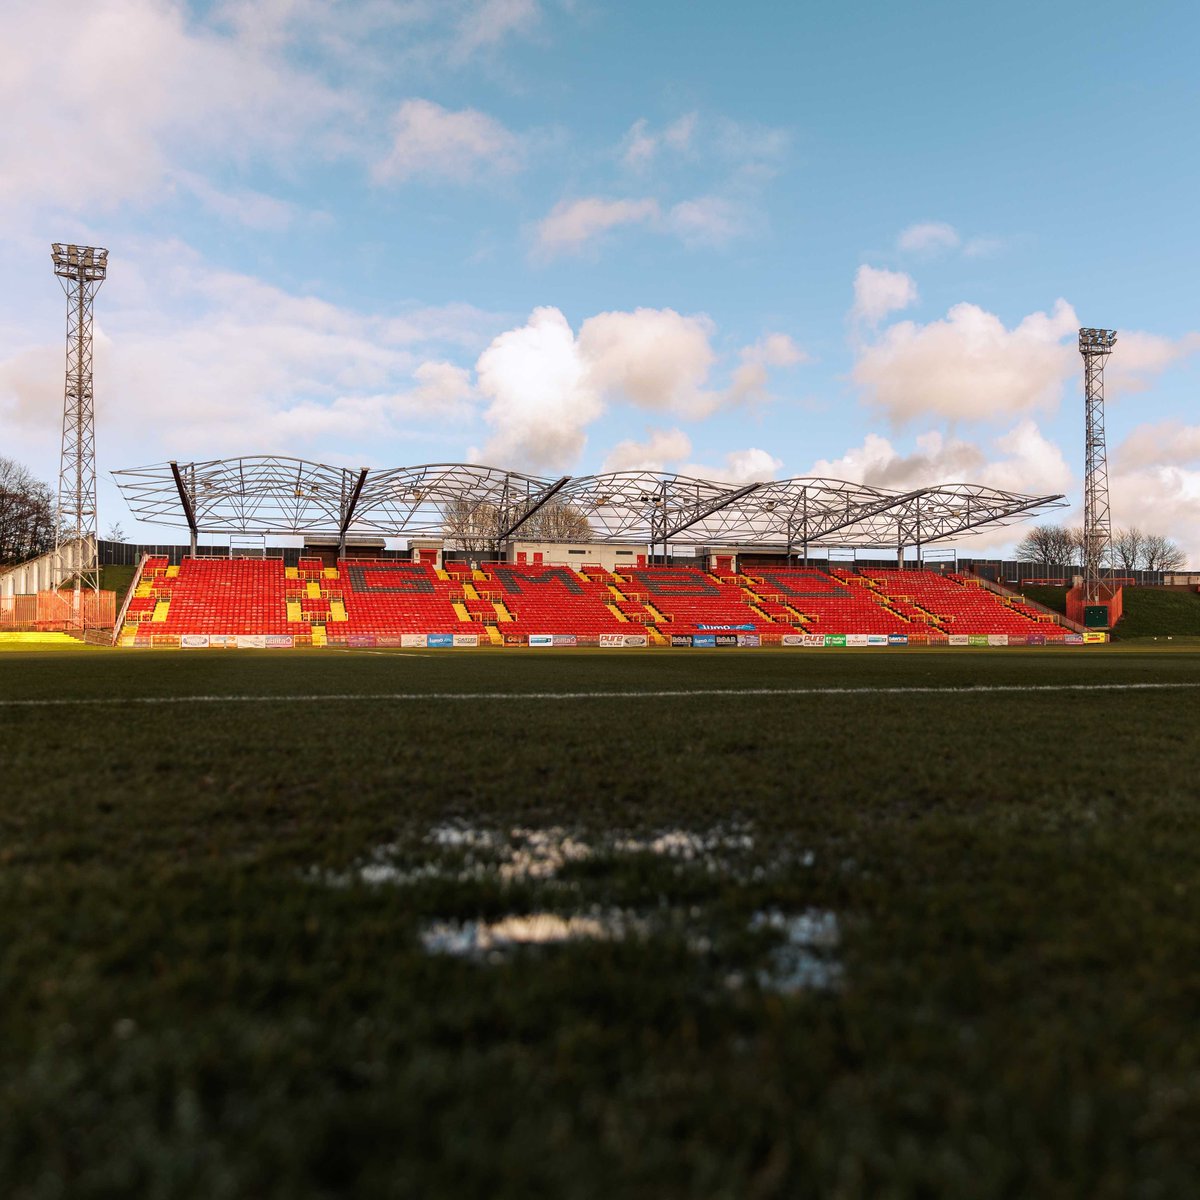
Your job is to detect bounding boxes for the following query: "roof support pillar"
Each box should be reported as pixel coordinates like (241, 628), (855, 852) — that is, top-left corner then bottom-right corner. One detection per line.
(169, 460), (199, 556)
(338, 468), (369, 559)
(497, 476), (571, 543)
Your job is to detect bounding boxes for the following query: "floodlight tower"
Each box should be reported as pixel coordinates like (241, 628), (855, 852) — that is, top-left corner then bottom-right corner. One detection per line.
(52, 243), (108, 610)
(1078, 327), (1117, 603)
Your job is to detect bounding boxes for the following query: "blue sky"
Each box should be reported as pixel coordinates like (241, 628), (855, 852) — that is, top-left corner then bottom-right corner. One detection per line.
(1, 0), (1198, 556)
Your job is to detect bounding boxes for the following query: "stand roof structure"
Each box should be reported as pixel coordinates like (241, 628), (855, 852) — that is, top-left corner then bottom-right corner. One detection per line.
(113, 456), (1065, 550)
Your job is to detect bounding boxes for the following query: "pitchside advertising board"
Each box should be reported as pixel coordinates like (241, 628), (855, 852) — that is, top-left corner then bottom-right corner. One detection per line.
(599, 633), (649, 648)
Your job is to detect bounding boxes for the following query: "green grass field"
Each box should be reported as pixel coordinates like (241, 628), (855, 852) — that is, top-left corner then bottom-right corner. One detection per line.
(4, 647), (1200, 1198)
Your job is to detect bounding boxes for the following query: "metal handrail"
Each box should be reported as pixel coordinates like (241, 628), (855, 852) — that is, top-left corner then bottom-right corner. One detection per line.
(111, 552), (150, 645)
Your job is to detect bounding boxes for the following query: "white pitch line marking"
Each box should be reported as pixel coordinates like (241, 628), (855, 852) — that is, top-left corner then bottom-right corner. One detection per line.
(1, 682), (1199, 709)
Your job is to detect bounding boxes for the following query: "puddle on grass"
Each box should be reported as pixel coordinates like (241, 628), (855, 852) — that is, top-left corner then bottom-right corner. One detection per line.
(420, 909), (639, 959)
(324, 821), (773, 889)
(748, 908), (843, 993)
(311, 824), (840, 991)
(417, 905), (843, 993)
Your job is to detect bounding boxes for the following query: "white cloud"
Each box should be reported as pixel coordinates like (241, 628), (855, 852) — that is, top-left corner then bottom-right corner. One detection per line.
(453, 0), (540, 59)
(712, 118), (790, 174)
(851, 265), (918, 325)
(0, 241), (497, 472)
(579, 308), (718, 417)
(678, 447), (784, 485)
(373, 99), (522, 184)
(1104, 330), (1200, 397)
(897, 221), (960, 254)
(535, 192), (754, 257)
(622, 120), (659, 170)
(1110, 465), (1200, 564)
(963, 235), (1005, 259)
(853, 298), (1079, 422)
(472, 305), (734, 471)
(621, 113), (698, 168)
(0, 0), (349, 217)
(534, 197), (660, 256)
(978, 419), (1073, 495)
(601, 427), (782, 484)
(173, 170), (311, 231)
(1118, 420), (1200, 470)
(602, 428), (693, 473)
(475, 306), (601, 470)
(807, 420), (1071, 497)
(666, 196), (746, 246)
(727, 334), (808, 404)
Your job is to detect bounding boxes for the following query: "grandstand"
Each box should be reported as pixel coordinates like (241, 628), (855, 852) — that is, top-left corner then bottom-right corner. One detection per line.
(94, 455), (1088, 646)
(115, 555), (1073, 647)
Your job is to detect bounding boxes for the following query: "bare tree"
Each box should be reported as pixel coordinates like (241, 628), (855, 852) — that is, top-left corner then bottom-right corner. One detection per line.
(521, 498), (593, 542)
(0, 457), (57, 567)
(1112, 527), (1145, 572)
(1142, 533), (1186, 572)
(105, 521), (127, 543)
(1014, 524), (1080, 569)
(441, 497), (503, 552)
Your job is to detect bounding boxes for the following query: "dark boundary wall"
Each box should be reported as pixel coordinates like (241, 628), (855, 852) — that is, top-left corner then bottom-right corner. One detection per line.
(97, 542), (1166, 587)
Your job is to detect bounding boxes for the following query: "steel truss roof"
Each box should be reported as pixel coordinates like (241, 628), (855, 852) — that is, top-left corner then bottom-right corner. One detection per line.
(112, 457), (1065, 549)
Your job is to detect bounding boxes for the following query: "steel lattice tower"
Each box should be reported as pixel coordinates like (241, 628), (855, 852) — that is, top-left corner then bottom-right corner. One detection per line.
(1078, 327), (1117, 603)
(52, 243), (108, 606)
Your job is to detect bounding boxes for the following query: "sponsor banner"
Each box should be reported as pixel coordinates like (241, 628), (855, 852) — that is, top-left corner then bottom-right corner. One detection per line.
(453, 633), (480, 648)
(528, 634), (555, 647)
(1026, 633), (1047, 646)
(209, 634), (236, 649)
(949, 635), (970, 647)
(236, 634), (267, 649)
(737, 633), (761, 647)
(350, 634), (380, 648)
(846, 633), (869, 647)
(1007, 635), (1028, 646)
(1064, 633), (1084, 644)
(887, 633), (909, 646)
(265, 634), (294, 649)
(779, 634), (805, 647)
(552, 634), (578, 647)
(426, 633), (454, 648)
(866, 634), (888, 646)
(503, 633), (525, 646)
(599, 633), (648, 648)
(697, 623), (754, 631)
(399, 634), (425, 648)
(714, 633), (739, 647)
(376, 635), (403, 647)
(1083, 631), (1107, 644)
(987, 634), (1009, 647)
(180, 634), (210, 649)
(802, 634), (825, 648)
(671, 634), (694, 648)
(824, 634), (847, 647)
(968, 634), (989, 647)
(692, 634), (717, 648)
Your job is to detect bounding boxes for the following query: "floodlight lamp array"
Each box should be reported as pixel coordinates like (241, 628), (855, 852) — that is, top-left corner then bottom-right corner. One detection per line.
(1079, 327), (1117, 352)
(52, 243), (108, 281)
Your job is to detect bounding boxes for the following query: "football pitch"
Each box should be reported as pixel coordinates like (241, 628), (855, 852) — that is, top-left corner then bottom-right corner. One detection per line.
(4, 646), (1200, 1198)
